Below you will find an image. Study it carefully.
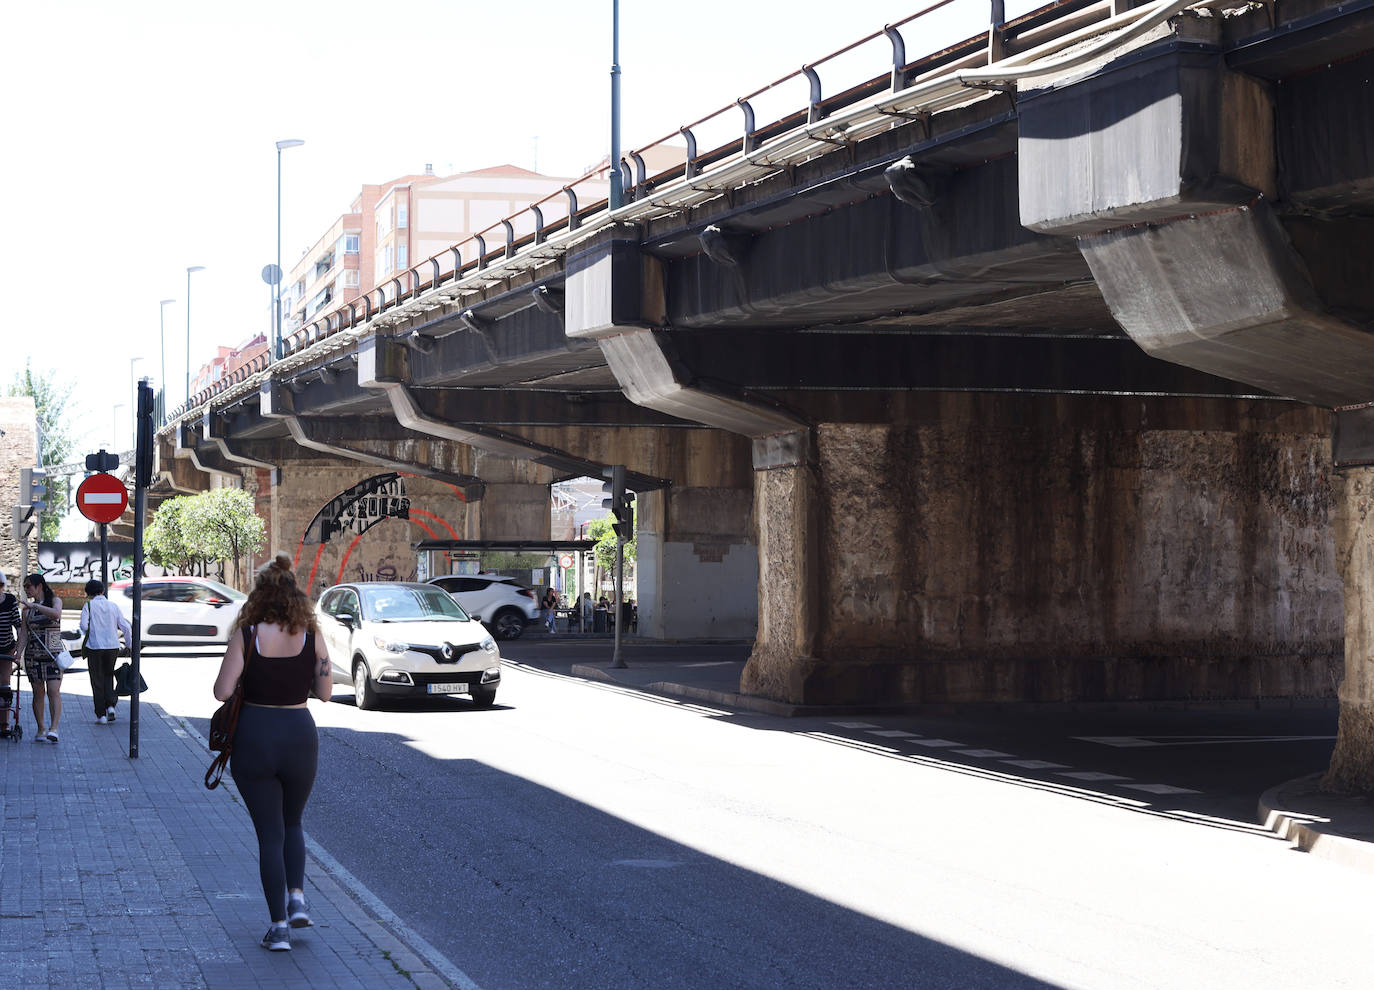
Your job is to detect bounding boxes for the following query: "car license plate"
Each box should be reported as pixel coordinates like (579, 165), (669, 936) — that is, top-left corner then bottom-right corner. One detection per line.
(427, 682), (471, 695)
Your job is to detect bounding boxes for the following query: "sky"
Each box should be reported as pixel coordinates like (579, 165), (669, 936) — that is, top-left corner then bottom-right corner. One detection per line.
(1, 0), (1005, 460)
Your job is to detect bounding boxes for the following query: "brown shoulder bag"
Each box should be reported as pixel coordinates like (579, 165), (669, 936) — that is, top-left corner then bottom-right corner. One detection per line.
(205, 626), (252, 790)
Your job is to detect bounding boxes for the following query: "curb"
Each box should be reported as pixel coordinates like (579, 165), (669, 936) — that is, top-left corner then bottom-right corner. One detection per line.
(1258, 773), (1374, 875)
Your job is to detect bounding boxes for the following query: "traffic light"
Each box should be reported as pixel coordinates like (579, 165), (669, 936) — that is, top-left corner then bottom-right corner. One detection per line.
(11, 505), (35, 540)
(19, 466), (47, 513)
(600, 465), (635, 542)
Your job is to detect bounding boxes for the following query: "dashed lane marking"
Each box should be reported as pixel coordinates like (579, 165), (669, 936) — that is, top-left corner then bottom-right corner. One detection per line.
(1000, 759), (1071, 770)
(955, 749), (1015, 758)
(867, 729), (920, 738)
(1122, 783), (1202, 795)
(1058, 771), (1131, 782)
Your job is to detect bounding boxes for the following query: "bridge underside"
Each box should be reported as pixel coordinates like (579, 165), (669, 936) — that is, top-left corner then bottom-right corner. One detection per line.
(159, 1), (1374, 786)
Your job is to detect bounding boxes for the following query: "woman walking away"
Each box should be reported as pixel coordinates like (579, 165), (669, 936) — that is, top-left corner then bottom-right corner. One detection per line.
(213, 554), (332, 952)
(19, 574), (64, 743)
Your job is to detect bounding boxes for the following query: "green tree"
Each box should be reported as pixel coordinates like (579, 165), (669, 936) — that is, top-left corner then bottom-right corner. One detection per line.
(179, 488), (266, 588)
(9, 360), (76, 540)
(589, 512), (637, 572)
(145, 496), (200, 575)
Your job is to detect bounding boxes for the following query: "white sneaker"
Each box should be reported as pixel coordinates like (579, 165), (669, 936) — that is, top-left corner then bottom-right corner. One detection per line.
(106, 706), (117, 722)
(95, 715), (107, 724)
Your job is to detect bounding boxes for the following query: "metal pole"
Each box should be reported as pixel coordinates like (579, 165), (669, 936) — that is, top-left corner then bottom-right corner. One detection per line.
(130, 380), (152, 759)
(99, 523), (109, 603)
(610, 534), (625, 667)
(185, 269), (192, 408)
(609, 0), (622, 210)
(276, 144), (283, 360)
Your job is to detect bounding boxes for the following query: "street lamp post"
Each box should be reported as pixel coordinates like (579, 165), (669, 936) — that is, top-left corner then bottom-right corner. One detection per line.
(112, 403), (125, 452)
(158, 298), (175, 424)
(275, 139), (305, 361)
(609, 0), (622, 209)
(185, 266), (206, 410)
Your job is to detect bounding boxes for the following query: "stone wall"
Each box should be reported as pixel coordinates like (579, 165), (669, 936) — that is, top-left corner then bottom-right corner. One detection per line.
(746, 393), (1342, 705)
(0, 397), (39, 584)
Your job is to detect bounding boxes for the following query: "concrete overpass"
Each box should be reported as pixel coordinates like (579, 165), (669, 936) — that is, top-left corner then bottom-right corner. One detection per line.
(157, 0), (1374, 788)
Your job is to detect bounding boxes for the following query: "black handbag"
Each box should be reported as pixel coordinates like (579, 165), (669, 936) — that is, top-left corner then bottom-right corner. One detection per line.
(114, 663), (148, 696)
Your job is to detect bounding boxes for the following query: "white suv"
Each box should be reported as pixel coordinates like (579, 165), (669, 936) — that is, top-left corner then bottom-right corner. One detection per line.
(427, 573), (539, 640)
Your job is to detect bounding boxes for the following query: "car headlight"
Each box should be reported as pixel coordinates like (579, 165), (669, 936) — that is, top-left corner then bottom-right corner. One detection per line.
(479, 635), (497, 653)
(372, 635), (410, 654)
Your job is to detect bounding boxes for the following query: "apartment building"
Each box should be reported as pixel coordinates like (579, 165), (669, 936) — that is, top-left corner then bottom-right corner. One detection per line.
(282, 163), (607, 337)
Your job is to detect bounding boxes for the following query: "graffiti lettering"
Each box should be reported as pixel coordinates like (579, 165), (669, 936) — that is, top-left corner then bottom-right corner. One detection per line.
(35, 543), (174, 584)
(305, 474), (411, 545)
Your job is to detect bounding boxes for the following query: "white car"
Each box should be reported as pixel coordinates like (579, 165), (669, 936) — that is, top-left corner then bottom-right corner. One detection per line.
(316, 581), (502, 710)
(426, 573), (539, 640)
(110, 577), (247, 646)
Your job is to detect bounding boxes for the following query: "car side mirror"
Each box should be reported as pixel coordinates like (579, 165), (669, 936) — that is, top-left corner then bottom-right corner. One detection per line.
(336, 611), (357, 628)
(470, 613), (483, 623)
(208, 597), (229, 607)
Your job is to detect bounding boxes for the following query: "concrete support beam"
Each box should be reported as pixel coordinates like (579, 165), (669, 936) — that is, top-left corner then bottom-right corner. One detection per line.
(1325, 466), (1374, 792)
(1020, 45), (1374, 408)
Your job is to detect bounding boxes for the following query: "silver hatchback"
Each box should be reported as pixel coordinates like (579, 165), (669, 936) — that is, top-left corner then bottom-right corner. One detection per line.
(315, 582), (501, 710)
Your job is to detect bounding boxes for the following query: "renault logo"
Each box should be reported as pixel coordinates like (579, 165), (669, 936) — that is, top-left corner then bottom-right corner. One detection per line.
(440, 643), (453, 660)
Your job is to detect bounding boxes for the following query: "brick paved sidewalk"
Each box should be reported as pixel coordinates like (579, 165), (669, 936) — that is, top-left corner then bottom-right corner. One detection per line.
(0, 681), (457, 989)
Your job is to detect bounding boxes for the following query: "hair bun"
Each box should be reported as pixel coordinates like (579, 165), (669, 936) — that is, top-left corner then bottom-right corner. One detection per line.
(271, 553), (293, 572)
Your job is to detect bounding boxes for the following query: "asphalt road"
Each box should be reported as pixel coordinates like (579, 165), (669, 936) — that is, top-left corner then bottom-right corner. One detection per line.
(91, 645), (1369, 990)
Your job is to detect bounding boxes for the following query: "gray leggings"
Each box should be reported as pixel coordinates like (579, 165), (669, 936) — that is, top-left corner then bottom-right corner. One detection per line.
(230, 705), (318, 921)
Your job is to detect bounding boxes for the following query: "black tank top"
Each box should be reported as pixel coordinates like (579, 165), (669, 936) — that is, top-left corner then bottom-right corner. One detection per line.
(241, 627), (317, 706)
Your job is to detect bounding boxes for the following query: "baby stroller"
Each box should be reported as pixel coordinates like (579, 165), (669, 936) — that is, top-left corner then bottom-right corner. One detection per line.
(0, 652), (21, 742)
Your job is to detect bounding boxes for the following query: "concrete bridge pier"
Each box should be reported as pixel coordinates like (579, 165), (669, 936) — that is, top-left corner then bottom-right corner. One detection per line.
(1019, 28), (1374, 785)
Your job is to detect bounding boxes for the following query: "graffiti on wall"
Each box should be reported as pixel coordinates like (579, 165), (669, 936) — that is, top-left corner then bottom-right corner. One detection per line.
(304, 473), (411, 545)
(35, 542), (174, 584)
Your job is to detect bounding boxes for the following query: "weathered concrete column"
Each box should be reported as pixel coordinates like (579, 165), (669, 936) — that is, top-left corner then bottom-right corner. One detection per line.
(1325, 468), (1374, 792)
(740, 435), (821, 698)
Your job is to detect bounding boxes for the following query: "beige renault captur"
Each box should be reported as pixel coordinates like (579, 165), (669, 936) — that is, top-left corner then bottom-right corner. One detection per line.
(315, 582), (501, 710)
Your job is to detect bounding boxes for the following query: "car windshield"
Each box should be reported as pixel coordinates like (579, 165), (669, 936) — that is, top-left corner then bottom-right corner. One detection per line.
(197, 579), (247, 602)
(361, 587), (469, 622)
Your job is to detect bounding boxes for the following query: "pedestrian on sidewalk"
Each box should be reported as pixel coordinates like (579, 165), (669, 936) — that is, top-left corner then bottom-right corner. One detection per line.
(213, 553), (332, 953)
(580, 591), (593, 632)
(78, 579), (131, 724)
(542, 587), (559, 634)
(18, 573), (64, 743)
(0, 572), (20, 734)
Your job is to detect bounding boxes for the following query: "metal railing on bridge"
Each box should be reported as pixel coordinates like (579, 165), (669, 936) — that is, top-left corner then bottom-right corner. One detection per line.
(169, 0), (1207, 422)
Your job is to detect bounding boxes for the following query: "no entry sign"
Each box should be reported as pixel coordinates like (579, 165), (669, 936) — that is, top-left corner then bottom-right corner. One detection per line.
(77, 472), (129, 524)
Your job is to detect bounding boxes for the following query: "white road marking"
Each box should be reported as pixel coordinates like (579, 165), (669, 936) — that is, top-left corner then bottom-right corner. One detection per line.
(867, 729), (919, 738)
(1122, 783), (1201, 795)
(1058, 771), (1131, 782)
(1000, 759), (1071, 770)
(955, 749), (1015, 758)
(910, 738), (964, 748)
(829, 721), (879, 729)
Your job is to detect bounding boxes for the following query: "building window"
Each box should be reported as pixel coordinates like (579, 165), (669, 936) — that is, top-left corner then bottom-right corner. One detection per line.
(376, 245), (393, 277)
(397, 244), (407, 268)
(342, 269), (359, 288)
(344, 233), (360, 254)
(398, 204), (408, 228)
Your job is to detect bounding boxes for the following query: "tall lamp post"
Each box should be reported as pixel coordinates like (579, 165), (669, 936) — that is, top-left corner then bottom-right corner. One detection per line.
(112, 403), (125, 451)
(609, 0), (622, 209)
(158, 298), (175, 424)
(185, 265), (206, 410)
(275, 139), (305, 360)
